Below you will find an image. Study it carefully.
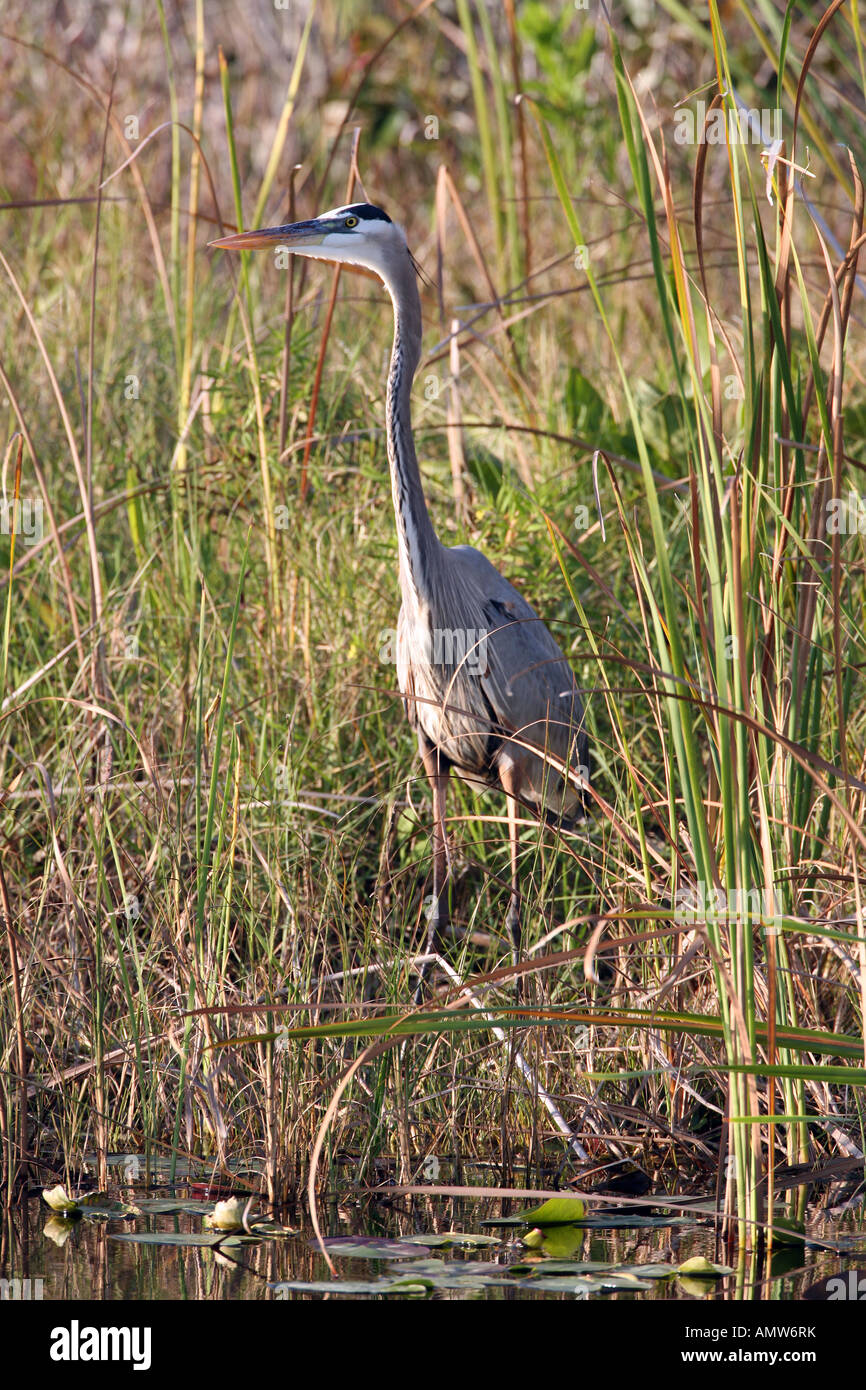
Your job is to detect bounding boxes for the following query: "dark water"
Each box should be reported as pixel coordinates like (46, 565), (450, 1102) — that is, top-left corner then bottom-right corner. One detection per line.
(3, 1165), (864, 1301)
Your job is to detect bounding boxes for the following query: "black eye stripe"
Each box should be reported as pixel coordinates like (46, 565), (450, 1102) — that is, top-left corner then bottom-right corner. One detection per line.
(339, 203), (392, 224)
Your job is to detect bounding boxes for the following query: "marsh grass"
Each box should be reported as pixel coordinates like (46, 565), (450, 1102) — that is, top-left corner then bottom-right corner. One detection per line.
(1, 2), (865, 1256)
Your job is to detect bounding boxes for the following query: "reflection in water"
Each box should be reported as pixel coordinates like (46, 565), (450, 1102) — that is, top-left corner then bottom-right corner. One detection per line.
(1, 1185), (863, 1300)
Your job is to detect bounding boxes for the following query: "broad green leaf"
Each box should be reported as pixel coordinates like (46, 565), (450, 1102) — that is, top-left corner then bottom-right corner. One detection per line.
(110, 1232), (242, 1248)
(677, 1256), (734, 1277)
(517, 1198), (586, 1226)
(313, 1237), (430, 1260)
(401, 1232), (501, 1249)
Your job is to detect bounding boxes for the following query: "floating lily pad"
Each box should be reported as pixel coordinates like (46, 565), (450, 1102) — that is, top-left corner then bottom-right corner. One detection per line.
(269, 1278), (428, 1295)
(517, 1197), (586, 1226)
(134, 1198), (219, 1216)
(480, 1216), (544, 1228)
(384, 1253), (659, 1294)
(401, 1232), (501, 1249)
(313, 1237), (430, 1260)
(41, 1186), (139, 1219)
(390, 1258), (508, 1277)
(530, 1273), (653, 1293)
(383, 1258), (449, 1276)
(418, 1272), (512, 1290)
(511, 1258), (592, 1274)
(510, 1258), (677, 1280)
(78, 1195), (141, 1219)
(613, 1263), (678, 1279)
(247, 1220), (299, 1237)
(514, 1266), (654, 1292)
(572, 1214), (696, 1230)
(677, 1255), (734, 1277)
(271, 1279), (384, 1294)
(769, 1217), (806, 1246)
(110, 1231), (243, 1248)
(523, 1276), (600, 1293)
(382, 1258), (524, 1289)
(482, 1210), (694, 1231)
(590, 1272), (654, 1290)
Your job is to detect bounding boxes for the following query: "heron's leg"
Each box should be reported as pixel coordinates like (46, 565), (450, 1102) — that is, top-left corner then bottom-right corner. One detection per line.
(420, 743), (450, 956)
(499, 761), (522, 972)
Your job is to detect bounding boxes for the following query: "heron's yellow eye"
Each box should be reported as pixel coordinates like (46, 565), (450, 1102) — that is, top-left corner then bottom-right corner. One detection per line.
(344, 215), (358, 228)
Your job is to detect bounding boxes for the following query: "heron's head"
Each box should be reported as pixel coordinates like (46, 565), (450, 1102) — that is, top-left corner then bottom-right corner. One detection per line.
(210, 202), (412, 283)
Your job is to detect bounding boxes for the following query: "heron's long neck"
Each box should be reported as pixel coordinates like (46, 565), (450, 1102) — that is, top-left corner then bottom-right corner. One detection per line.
(383, 261), (440, 606)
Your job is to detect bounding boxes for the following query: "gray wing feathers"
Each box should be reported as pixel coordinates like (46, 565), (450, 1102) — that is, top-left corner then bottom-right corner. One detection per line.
(396, 544), (589, 818)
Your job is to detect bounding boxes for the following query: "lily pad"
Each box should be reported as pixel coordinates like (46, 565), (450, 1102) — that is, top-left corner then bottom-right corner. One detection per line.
(382, 1258), (450, 1276)
(517, 1197), (586, 1226)
(589, 1272), (654, 1290)
(613, 1263), (678, 1279)
(530, 1273), (653, 1293)
(523, 1276), (608, 1293)
(511, 1258), (677, 1280)
(397, 1258), (530, 1288)
(769, 1217), (806, 1246)
(41, 1186), (139, 1219)
(78, 1194), (141, 1219)
(573, 1214), (695, 1230)
(381, 1258), (525, 1289)
(312, 1237), (430, 1260)
(392, 1258), (509, 1277)
(269, 1277), (429, 1296)
(401, 1232), (501, 1249)
(482, 1210), (694, 1231)
(510, 1258), (597, 1274)
(110, 1231), (243, 1248)
(677, 1255), (734, 1277)
(271, 1279), (388, 1295)
(134, 1198), (218, 1216)
(247, 1220), (299, 1237)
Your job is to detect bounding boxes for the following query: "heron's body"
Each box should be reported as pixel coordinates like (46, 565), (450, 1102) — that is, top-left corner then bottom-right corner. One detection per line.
(212, 201), (590, 971)
(395, 550), (588, 820)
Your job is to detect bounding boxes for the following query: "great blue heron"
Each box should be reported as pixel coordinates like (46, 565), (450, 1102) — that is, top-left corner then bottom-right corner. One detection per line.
(211, 202), (590, 974)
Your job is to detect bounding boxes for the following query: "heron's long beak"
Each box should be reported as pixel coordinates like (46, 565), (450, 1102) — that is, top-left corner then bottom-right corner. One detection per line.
(209, 219), (326, 252)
